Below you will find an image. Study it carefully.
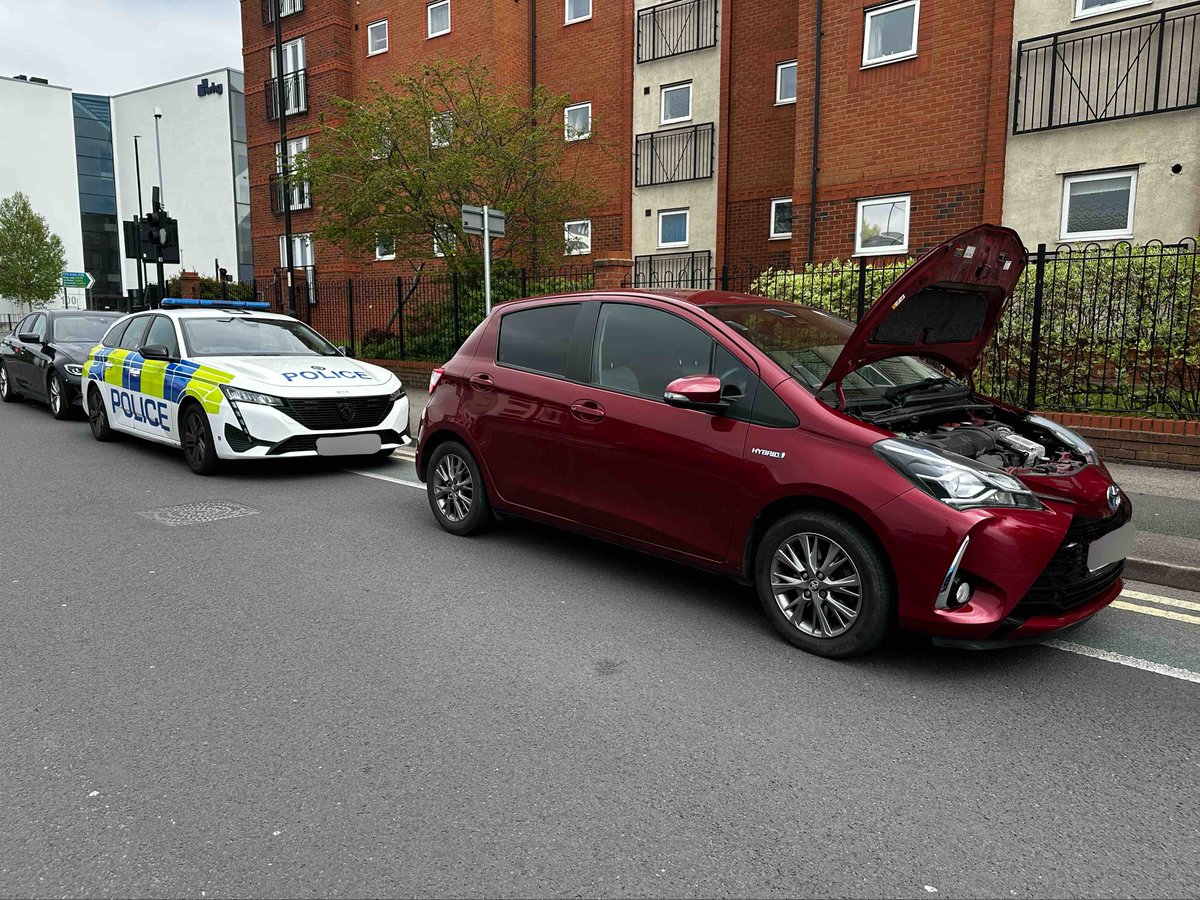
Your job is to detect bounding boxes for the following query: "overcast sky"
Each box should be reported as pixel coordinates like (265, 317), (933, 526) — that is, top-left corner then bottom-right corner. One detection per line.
(0, 0), (243, 95)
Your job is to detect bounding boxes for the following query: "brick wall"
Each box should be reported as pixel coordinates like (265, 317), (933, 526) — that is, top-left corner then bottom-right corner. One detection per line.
(1042, 412), (1200, 471)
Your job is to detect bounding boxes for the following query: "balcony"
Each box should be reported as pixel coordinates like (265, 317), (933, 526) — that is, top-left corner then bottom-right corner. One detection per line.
(633, 251), (713, 288)
(265, 70), (308, 120)
(1013, 0), (1200, 134)
(637, 0), (719, 63)
(261, 0), (304, 25)
(635, 123), (715, 187)
(269, 172), (311, 214)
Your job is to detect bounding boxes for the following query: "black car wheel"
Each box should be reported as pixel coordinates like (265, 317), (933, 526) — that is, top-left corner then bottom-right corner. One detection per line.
(181, 404), (221, 476)
(0, 361), (20, 403)
(426, 440), (492, 536)
(87, 384), (114, 441)
(48, 370), (72, 420)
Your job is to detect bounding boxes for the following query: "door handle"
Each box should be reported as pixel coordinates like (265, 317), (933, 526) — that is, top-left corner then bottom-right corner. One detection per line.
(469, 373), (494, 391)
(570, 400), (606, 422)
(103, 361), (115, 368)
(129, 369), (141, 377)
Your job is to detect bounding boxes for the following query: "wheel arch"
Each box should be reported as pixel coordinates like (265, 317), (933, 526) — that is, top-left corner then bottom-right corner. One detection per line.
(417, 424), (480, 482)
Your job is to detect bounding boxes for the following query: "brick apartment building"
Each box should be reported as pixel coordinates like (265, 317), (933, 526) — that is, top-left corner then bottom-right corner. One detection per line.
(241, 0), (1017, 285)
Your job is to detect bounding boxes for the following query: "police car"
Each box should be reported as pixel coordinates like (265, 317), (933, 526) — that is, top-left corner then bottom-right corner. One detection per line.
(81, 299), (410, 475)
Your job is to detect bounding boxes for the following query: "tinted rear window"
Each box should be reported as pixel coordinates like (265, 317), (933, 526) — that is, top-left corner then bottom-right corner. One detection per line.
(496, 304), (580, 377)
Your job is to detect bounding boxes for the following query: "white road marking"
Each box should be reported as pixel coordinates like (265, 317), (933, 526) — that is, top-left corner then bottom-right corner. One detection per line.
(1045, 640), (1200, 685)
(1111, 599), (1200, 627)
(344, 468), (424, 490)
(1121, 588), (1200, 613)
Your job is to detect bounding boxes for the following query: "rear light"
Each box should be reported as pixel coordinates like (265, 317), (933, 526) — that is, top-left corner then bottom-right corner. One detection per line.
(429, 367), (445, 394)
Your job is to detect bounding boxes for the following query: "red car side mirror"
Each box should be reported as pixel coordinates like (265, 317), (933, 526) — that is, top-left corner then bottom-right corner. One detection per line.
(664, 374), (728, 413)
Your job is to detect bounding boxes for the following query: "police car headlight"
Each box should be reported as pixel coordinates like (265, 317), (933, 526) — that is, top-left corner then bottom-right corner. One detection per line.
(388, 383), (406, 403)
(221, 385), (285, 407)
(64, 364), (84, 377)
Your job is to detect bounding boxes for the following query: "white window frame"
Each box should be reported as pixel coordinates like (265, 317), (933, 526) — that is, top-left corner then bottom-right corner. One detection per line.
(770, 198), (793, 240)
(367, 19), (388, 56)
(430, 111), (453, 148)
(854, 194), (911, 257)
(862, 0), (920, 69)
(657, 209), (690, 249)
(775, 60), (798, 105)
(275, 136), (309, 210)
(660, 82), (693, 126)
(1073, 0), (1151, 20)
(375, 235), (396, 261)
(1060, 169), (1138, 242)
(427, 0), (451, 38)
(565, 0), (592, 25)
(279, 233), (314, 268)
(564, 220), (592, 256)
(564, 101), (592, 141)
(433, 225), (455, 258)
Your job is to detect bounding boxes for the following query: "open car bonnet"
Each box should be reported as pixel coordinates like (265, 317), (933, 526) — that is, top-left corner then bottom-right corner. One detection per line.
(820, 224), (1027, 392)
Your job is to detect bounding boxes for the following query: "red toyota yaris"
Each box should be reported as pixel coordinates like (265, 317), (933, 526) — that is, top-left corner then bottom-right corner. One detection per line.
(416, 225), (1133, 657)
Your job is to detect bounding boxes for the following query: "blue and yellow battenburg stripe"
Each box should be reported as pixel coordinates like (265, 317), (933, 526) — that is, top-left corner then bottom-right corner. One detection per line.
(84, 347), (233, 414)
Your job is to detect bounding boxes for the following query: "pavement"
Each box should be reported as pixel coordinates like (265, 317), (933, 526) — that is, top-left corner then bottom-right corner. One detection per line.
(3, 392), (1200, 898)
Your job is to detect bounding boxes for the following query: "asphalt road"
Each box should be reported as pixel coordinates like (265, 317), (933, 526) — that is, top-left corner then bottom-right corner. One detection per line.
(2, 396), (1199, 899)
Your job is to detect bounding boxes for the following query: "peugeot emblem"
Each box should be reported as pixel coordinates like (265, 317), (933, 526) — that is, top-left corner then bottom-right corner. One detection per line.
(337, 401), (356, 423)
(312, 365), (326, 371)
(1106, 484), (1120, 511)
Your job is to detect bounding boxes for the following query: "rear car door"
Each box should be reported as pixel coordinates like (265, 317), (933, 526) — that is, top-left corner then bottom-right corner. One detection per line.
(568, 301), (754, 562)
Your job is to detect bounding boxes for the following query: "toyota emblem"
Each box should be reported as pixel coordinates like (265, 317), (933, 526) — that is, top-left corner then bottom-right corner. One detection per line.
(1106, 484), (1120, 511)
(337, 401), (356, 423)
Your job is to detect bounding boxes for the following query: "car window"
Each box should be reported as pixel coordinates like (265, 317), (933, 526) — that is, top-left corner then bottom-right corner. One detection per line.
(712, 343), (758, 422)
(15, 315), (34, 335)
(144, 315), (180, 357)
(751, 382), (799, 428)
(496, 303), (580, 378)
(179, 316), (339, 357)
(103, 319), (130, 348)
(118, 316), (152, 352)
(28, 314), (47, 340)
(52, 314), (117, 343)
(591, 303), (712, 400)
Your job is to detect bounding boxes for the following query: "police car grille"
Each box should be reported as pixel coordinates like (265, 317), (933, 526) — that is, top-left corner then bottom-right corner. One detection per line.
(283, 395), (393, 430)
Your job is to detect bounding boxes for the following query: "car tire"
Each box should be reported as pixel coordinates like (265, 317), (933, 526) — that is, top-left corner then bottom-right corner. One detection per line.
(0, 361), (20, 403)
(48, 370), (72, 420)
(86, 383), (114, 441)
(426, 440), (492, 536)
(181, 403), (221, 476)
(754, 510), (894, 659)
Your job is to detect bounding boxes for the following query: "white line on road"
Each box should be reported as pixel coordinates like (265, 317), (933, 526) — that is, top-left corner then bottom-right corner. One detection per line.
(1122, 588), (1200, 613)
(344, 468), (425, 490)
(1045, 640), (1200, 684)
(1111, 599), (1200, 627)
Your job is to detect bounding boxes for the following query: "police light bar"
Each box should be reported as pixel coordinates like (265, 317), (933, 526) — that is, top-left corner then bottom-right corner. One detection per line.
(160, 298), (272, 311)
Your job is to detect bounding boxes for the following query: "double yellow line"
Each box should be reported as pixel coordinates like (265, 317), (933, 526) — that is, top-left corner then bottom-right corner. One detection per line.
(1114, 588), (1200, 626)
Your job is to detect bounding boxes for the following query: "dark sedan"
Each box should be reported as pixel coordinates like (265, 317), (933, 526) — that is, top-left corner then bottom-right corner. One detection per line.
(0, 309), (124, 418)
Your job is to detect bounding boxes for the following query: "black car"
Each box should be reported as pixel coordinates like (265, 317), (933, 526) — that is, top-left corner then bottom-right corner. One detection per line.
(0, 309), (124, 419)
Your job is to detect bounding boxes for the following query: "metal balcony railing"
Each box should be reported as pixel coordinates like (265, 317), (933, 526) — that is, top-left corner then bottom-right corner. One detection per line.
(637, 0), (719, 63)
(1013, 0), (1200, 134)
(633, 251), (713, 288)
(261, 0), (304, 25)
(265, 70), (308, 120)
(635, 123), (715, 187)
(269, 172), (311, 214)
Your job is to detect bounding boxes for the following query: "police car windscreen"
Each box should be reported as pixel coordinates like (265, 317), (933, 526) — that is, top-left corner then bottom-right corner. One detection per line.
(52, 315), (115, 343)
(180, 317), (339, 357)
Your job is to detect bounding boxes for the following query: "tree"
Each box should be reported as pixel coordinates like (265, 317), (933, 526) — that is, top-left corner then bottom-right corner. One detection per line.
(0, 192), (67, 312)
(294, 57), (604, 274)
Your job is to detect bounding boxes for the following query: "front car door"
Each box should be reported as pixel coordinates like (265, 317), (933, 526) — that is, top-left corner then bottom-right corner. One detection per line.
(568, 301), (756, 563)
(103, 315), (156, 436)
(135, 314), (182, 440)
(12, 313), (48, 395)
(2, 315), (35, 392)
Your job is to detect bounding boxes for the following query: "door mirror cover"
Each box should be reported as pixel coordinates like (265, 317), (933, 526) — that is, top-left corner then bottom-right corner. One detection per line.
(337, 345), (353, 358)
(139, 344), (172, 361)
(17, 332), (41, 343)
(664, 374), (727, 412)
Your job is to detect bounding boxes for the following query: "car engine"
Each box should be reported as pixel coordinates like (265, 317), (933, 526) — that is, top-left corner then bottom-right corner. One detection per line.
(900, 418), (1086, 475)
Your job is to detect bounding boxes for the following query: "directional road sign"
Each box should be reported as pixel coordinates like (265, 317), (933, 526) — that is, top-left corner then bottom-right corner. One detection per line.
(61, 271), (94, 289)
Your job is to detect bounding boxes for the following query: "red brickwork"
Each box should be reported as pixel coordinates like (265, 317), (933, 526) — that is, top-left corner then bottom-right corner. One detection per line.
(1041, 412), (1200, 470)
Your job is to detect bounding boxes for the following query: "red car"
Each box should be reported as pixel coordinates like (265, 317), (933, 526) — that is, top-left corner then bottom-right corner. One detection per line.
(416, 225), (1133, 657)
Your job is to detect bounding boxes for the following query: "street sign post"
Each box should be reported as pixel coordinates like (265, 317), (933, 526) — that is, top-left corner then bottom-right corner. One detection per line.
(61, 271), (94, 289)
(461, 204), (506, 315)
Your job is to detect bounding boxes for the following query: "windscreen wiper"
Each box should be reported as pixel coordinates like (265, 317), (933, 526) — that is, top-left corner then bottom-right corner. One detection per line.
(884, 376), (960, 404)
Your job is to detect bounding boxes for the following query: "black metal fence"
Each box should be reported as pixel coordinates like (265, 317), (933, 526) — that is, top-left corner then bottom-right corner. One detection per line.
(636, 0), (719, 63)
(635, 123), (716, 186)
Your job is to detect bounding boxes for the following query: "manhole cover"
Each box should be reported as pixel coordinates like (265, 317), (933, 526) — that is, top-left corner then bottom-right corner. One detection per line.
(137, 501), (261, 528)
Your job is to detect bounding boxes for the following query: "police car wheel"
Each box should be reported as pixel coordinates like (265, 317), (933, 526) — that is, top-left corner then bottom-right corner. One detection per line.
(0, 362), (20, 403)
(427, 441), (491, 536)
(87, 384), (114, 441)
(181, 405), (221, 476)
(48, 370), (72, 420)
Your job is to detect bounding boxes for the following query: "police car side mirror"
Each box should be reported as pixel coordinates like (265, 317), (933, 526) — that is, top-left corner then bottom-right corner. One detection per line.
(337, 345), (353, 358)
(139, 344), (173, 361)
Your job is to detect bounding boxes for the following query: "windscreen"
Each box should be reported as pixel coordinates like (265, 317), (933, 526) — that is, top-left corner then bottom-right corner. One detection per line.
(52, 315), (116, 343)
(180, 317), (339, 358)
(703, 303), (947, 399)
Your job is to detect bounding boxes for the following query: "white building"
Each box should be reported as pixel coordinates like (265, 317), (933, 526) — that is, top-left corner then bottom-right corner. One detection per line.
(0, 68), (252, 318)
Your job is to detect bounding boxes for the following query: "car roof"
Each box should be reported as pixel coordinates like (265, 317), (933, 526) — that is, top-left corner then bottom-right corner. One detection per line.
(508, 288), (792, 310)
(127, 308), (296, 322)
(45, 308), (122, 317)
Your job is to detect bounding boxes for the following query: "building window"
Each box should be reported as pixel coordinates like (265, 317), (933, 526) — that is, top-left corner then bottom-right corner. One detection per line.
(856, 195), (910, 255)
(427, 0), (451, 38)
(770, 198), (793, 239)
(565, 101), (592, 141)
(863, 0), (920, 68)
(564, 220), (592, 255)
(776, 60), (797, 105)
(1074, 0), (1151, 19)
(660, 82), (692, 125)
(1061, 170), (1137, 241)
(279, 233), (314, 267)
(430, 111), (453, 148)
(565, 0), (592, 25)
(434, 225), (455, 258)
(375, 235), (396, 260)
(658, 209), (690, 248)
(367, 19), (388, 55)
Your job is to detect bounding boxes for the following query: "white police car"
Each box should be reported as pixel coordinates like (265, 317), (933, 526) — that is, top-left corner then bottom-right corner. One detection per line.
(80, 299), (410, 475)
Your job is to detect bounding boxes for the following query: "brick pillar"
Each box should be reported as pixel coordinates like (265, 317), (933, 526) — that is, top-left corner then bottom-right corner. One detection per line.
(179, 270), (201, 299)
(593, 256), (634, 290)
